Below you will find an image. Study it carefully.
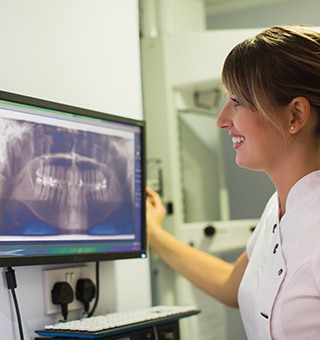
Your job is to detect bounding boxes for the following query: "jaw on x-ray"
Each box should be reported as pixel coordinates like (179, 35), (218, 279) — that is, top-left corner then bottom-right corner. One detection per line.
(0, 117), (134, 236)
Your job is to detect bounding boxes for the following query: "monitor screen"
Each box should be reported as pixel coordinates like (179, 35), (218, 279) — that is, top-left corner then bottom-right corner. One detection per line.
(0, 91), (146, 266)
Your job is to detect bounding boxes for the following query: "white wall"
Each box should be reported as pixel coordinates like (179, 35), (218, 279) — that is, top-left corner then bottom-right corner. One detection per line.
(0, 1), (151, 339)
(1, 0), (143, 120)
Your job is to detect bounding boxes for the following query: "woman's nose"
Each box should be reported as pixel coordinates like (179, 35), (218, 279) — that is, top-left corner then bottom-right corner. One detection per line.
(216, 104), (232, 130)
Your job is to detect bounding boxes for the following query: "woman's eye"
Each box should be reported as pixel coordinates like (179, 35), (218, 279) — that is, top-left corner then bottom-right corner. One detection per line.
(231, 98), (241, 107)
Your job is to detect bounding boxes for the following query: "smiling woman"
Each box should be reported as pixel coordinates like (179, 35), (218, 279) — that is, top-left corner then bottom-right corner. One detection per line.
(218, 26), (320, 196)
(146, 25), (320, 340)
(216, 93), (289, 173)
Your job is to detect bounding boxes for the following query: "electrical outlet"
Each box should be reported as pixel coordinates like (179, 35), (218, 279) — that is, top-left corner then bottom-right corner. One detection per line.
(43, 266), (94, 315)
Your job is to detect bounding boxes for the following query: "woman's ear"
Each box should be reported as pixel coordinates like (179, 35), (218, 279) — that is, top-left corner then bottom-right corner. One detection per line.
(288, 97), (311, 134)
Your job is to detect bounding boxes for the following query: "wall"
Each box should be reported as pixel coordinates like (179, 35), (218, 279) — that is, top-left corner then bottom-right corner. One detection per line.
(0, 1), (151, 339)
(1, 0), (143, 119)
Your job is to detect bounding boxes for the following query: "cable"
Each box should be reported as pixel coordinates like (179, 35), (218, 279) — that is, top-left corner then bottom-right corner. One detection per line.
(152, 325), (159, 340)
(5, 267), (24, 340)
(88, 261), (100, 317)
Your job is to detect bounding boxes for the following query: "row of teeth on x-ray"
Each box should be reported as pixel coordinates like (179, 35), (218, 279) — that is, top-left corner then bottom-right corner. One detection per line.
(34, 156), (109, 203)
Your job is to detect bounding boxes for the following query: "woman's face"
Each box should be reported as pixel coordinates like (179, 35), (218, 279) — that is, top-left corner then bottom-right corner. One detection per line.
(216, 93), (285, 172)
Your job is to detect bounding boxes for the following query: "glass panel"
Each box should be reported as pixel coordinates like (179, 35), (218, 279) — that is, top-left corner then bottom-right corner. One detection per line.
(178, 110), (228, 223)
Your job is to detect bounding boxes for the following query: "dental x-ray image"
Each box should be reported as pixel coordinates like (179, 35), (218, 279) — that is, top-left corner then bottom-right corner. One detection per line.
(0, 116), (135, 236)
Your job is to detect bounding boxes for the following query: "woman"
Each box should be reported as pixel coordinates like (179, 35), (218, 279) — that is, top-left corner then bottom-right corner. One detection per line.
(146, 25), (320, 339)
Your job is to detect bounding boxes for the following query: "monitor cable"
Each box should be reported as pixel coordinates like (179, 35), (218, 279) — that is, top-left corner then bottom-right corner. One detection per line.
(88, 261), (100, 317)
(5, 266), (24, 340)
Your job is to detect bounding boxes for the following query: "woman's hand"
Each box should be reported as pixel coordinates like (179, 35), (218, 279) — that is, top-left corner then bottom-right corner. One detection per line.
(145, 188), (246, 308)
(146, 186), (166, 244)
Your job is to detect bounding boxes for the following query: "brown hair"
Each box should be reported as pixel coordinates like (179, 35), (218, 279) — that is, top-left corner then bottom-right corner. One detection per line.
(221, 25), (320, 135)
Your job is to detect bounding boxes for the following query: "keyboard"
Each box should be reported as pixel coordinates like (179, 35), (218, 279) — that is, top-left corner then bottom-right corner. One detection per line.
(35, 305), (200, 339)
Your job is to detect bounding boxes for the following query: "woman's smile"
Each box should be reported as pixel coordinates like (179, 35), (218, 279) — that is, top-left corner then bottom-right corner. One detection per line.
(231, 134), (245, 149)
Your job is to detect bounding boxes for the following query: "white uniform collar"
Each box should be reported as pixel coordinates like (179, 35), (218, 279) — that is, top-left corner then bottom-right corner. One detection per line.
(281, 170), (320, 213)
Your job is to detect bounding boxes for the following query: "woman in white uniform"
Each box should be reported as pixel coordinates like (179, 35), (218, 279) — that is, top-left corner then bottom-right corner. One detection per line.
(146, 25), (320, 339)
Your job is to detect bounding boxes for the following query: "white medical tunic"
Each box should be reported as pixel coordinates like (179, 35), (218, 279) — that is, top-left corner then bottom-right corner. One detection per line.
(238, 170), (320, 339)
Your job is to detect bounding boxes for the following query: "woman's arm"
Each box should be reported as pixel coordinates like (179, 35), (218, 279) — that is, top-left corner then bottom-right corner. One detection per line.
(146, 187), (248, 308)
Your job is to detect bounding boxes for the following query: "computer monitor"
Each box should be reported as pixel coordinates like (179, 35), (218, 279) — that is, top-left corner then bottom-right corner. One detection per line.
(0, 91), (146, 266)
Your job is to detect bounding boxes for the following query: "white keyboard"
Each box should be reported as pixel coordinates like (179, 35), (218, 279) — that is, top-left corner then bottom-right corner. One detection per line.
(36, 305), (200, 338)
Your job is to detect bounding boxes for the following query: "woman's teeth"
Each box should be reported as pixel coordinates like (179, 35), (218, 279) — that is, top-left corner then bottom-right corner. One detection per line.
(232, 136), (245, 144)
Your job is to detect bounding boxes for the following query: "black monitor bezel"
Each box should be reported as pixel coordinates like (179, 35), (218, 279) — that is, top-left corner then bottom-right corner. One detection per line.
(0, 90), (147, 267)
